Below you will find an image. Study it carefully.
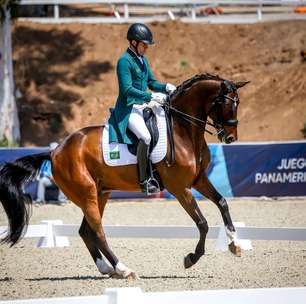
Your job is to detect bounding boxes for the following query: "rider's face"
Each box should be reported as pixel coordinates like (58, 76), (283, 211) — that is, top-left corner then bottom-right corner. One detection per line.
(131, 40), (149, 56)
(137, 42), (148, 55)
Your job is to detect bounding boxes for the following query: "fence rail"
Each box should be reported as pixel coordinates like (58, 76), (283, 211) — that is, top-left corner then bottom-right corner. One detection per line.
(1, 222), (306, 303)
(1, 220), (306, 249)
(18, 0), (306, 23)
(1, 286), (306, 304)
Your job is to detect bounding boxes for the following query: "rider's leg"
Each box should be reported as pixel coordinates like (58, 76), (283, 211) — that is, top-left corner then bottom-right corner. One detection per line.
(128, 108), (159, 194)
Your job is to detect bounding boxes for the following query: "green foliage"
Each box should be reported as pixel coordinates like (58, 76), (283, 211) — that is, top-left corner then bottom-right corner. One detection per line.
(1, 0), (20, 22)
(301, 122), (306, 138)
(0, 136), (19, 147)
(180, 59), (189, 68)
(50, 114), (63, 134)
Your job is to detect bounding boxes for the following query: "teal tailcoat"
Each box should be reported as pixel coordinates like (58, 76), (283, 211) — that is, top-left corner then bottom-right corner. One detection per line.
(108, 48), (167, 145)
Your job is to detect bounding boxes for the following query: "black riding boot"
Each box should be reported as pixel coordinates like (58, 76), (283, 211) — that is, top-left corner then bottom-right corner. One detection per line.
(137, 140), (160, 195)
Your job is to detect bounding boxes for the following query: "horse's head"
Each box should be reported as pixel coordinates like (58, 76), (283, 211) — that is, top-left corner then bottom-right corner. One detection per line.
(169, 74), (249, 144)
(207, 79), (249, 144)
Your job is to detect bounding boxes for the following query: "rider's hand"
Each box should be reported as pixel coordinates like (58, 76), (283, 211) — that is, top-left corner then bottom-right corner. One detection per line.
(150, 92), (167, 105)
(166, 83), (176, 94)
(148, 100), (161, 108)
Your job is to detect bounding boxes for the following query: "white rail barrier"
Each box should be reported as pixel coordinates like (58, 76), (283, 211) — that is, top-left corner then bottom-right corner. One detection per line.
(1, 286), (306, 304)
(1, 220), (306, 250)
(18, 0), (306, 24)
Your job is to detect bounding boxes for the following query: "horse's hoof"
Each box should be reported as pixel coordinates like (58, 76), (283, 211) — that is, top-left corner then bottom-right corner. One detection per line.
(126, 271), (138, 280)
(184, 253), (194, 269)
(229, 241), (241, 257)
(111, 269), (138, 280)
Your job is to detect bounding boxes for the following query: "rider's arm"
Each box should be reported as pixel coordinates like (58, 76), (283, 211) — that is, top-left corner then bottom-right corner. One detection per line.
(146, 59), (167, 93)
(117, 57), (152, 106)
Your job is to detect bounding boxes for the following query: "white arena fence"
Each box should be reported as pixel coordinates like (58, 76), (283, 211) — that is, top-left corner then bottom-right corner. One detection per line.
(1, 286), (306, 304)
(0, 220), (306, 249)
(1, 221), (306, 304)
(18, 0), (306, 24)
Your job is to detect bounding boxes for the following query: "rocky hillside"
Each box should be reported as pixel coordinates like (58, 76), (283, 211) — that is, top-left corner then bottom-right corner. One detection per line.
(12, 20), (306, 146)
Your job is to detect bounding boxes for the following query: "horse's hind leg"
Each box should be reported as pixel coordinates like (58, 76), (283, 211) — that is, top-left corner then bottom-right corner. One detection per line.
(81, 193), (137, 279)
(79, 193), (115, 276)
(55, 172), (137, 279)
(194, 174), (241, 256)
(172, 188), (209, 269)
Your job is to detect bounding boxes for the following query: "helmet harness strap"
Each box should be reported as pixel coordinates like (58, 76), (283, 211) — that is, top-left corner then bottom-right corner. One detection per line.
(131, 40), (141, 56)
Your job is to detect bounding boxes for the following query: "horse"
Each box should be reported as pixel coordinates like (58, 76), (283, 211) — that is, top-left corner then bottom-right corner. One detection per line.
(0, 73), (249, 279)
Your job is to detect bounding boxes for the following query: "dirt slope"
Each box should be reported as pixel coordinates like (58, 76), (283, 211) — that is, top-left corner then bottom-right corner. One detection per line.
(12, 20), (306, 146)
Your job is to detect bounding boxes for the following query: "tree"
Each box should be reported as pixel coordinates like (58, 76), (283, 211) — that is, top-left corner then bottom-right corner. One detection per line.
(0, 0), (20, 146)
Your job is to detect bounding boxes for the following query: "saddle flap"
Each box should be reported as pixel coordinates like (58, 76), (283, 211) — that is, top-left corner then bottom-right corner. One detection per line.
(128, 107), (159, 156)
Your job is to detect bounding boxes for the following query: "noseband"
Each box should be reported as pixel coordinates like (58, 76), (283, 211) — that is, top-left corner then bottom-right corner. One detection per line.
(208, 90), (239, 136)
(166, 82), (239, 137)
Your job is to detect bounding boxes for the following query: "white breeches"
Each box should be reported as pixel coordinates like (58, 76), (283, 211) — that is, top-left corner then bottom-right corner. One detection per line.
(37, 176), (66, 202)
(127, 106), (151, 145)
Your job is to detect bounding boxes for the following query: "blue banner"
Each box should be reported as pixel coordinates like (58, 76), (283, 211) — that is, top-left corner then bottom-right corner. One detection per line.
(1, 141), (305, 198)
(223, 141), (306, 197)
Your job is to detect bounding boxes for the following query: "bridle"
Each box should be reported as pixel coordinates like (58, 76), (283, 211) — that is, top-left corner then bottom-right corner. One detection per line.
(165, 82), (239, 137)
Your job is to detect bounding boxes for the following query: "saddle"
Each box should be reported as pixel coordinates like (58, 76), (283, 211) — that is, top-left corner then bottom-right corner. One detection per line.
(128, 102), (175, 167)
(103, 104), (175, 190)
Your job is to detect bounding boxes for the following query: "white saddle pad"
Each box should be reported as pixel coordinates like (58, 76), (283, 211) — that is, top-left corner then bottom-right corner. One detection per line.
(102, 107), (167, 166)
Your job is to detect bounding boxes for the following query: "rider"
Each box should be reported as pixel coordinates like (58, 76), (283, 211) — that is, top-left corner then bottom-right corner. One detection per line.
(108, 23), (176, 195)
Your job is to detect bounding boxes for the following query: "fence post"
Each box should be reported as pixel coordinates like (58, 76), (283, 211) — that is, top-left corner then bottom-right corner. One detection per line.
(235, 222), (253, 250)
(257, 0), (262, 21)
(215, 224), (228, 251)
(215, 222), (252, 252)
(54, 4), (60, 20)
(105, 287), (144, 304)
(191, 5), (196, 20)
(36, 220), (70, 248)
(124, 4), (129, 19)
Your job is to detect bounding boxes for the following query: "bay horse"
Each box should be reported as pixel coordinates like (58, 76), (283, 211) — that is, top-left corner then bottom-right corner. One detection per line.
(0, 73), (249, 279)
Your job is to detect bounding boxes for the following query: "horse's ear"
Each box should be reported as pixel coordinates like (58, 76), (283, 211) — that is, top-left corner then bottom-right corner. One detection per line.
(234, 81), (250, 89)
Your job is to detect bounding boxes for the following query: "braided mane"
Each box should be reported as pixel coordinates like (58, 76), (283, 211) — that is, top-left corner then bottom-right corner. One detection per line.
(172, 73), (225, 100)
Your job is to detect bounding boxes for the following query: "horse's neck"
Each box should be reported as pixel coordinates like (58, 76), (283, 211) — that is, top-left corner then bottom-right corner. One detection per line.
(171, 80), (220, 158)
(171, 84), (209, 158)
(172, 80), (217, 118)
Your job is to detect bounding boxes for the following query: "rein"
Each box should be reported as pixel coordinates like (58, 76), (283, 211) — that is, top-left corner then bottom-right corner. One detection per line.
(166, 94), (238, 136)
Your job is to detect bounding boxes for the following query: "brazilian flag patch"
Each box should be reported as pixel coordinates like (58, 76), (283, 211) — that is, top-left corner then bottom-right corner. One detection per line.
(110, 151), (120, 160)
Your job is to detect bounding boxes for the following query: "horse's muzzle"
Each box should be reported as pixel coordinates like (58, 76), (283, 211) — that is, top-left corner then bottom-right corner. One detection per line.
(224, 134), (236, 144)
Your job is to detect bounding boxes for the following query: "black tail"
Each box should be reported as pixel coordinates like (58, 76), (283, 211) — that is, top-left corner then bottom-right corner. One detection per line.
(0, 152), (51, 246)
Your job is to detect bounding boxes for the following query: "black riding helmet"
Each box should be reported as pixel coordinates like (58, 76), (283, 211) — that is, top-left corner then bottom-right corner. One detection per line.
(127, 23), (154, 45)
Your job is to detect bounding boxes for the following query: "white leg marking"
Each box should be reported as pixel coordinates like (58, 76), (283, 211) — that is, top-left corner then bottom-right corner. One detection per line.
(114, 261), (137, 279)
(226, 227), (239, 245)
(96, 258), (114, 275)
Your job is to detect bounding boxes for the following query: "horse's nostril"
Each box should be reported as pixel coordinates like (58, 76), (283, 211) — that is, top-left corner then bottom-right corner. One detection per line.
(226, 135), (235, 143)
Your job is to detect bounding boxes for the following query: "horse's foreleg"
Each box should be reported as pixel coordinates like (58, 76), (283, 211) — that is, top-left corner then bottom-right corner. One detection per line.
(193, 175), (241, 256)
(174, 188), (208, 269)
